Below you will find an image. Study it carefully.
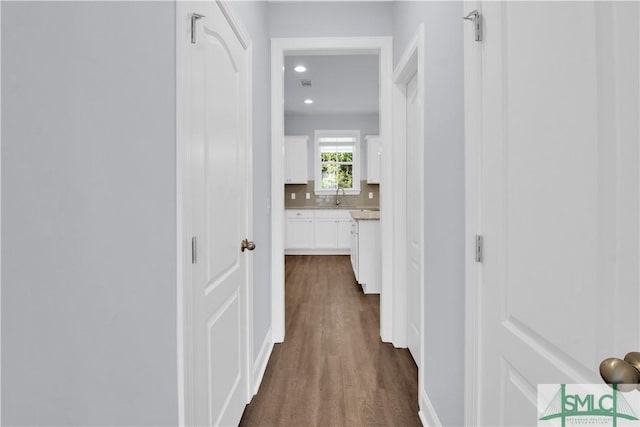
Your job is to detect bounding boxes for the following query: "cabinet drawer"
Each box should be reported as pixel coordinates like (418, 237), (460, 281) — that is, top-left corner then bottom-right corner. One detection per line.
(314, 209), (352, 219)
(286, 209), (313, 219)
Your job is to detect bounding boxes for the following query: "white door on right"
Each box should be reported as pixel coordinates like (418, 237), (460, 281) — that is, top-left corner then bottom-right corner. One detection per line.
(466, 2), (639, 426)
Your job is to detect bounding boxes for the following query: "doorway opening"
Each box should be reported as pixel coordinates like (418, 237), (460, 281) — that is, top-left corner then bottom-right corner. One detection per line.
(283, 53), (381, 291)
(270, 37), (395, 344)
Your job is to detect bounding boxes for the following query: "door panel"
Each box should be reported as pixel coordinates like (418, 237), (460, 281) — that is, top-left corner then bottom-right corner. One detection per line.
(467, 2), (639, 425)
(337, 219), (352, 249)
(315, 218), (338, 249)
(208, 292), (241, 424)
(351, 220), (359, 280)
(406, 72), (421, 366)
(188, 2), (249, 426)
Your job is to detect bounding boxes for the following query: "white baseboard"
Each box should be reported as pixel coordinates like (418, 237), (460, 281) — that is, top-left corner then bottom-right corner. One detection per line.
(253, 327), (274, 395)
(418, 410), (428, 427)
(419, 388), (442, 426)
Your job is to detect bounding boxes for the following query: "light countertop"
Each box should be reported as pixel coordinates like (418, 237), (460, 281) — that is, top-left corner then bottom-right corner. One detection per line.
(350, 210), (380, 221)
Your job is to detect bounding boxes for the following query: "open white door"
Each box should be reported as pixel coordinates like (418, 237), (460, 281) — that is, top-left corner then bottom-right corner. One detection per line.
(406, 71), (421, 367)
(465, 2), (639, 425)
(182, 2), (251, 426)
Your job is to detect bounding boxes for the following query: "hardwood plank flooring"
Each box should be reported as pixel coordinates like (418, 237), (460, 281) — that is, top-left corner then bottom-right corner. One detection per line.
(239, 255), (421, 427)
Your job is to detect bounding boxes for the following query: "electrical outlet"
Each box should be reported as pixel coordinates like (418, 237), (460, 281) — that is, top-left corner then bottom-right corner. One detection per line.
(291, 193), (296, 200)
(306, 193), (310, 200)
(368, 192), (374, 199)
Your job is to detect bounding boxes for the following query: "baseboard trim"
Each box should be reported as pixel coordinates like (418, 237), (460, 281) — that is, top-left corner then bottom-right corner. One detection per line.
(418, 410), (428, 427)
(253, 327), (274, 395)
(419, 389), (442, 426)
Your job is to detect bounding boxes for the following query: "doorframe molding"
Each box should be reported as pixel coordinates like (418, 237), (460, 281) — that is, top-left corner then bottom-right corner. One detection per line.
(463, 1), (483, 425)
(176, 1), (254, 425)
(0, 2), (3, 423)
(270, 36), (394, 343)
(392, 22), (426, 418)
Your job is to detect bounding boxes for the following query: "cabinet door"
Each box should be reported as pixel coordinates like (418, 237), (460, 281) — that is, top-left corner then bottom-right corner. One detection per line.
(284, 136), (308, 184)
(366, 136), (382, 184)
(356, 220), (380, 293)
(337, 218), (352, 249)
(286, 218), (314, 249)
(350, 221), (359, 280)
(314, 218), (338, 249)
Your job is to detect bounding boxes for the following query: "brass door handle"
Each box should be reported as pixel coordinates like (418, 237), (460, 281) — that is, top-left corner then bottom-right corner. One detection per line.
(241, 239), (256, 252)
(599, 352), (640, 392)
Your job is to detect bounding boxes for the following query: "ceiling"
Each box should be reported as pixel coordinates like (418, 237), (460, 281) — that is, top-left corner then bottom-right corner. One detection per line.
(284, 55), (379, 115)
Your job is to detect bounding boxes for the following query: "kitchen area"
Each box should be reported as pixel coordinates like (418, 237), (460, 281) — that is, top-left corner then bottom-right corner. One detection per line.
(283, 54), (382, 294)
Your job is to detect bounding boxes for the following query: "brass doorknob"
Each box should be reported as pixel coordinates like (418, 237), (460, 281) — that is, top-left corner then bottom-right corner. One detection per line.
(241, 239), (256, 252)
(599, 352), (640, 392)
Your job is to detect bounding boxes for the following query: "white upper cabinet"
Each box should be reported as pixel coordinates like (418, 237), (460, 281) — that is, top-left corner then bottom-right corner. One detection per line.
(284, 135), (308, 184)
(366, 135), (382, 184)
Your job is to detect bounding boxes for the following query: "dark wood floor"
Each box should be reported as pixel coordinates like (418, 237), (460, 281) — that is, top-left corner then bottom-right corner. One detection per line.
(239, 255), (421, 427)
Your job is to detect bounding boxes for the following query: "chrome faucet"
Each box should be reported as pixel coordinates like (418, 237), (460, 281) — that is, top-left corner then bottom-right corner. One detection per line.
(336, 185), (346, 206)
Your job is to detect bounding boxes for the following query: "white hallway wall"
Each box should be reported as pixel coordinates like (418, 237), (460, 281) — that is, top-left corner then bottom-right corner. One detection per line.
(0, 2), (273, 424)
(269, 1), (394, 38)
(393, 2), (465, 426)
(1, 2), (178, 425)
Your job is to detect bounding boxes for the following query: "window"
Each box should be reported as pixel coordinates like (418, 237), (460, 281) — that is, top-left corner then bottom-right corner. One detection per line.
(314, 130), (361, 195)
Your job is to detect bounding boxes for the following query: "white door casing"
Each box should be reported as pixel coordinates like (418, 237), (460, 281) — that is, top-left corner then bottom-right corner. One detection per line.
(178, 2), (253, 426)
(406, 71), (421, 367)
(464, 2), (640, 426)
(271, 37), (393, 343)
(392, 23), (427, 423)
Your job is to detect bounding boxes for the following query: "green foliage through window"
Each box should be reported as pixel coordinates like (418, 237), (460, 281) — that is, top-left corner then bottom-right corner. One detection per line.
(320, 146), (354, 189)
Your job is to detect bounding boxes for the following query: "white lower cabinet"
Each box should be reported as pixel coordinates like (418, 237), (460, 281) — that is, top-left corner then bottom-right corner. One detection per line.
(285, 209), (352, 254)
(314, 217), (338, 249)
(350, 219), (380, 294)
(337, 218), (352, 249)
(285, 211), (314, 249)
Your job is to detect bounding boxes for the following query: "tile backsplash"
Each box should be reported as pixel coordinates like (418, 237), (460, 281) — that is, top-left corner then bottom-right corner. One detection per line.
(285, 180), (379, 209)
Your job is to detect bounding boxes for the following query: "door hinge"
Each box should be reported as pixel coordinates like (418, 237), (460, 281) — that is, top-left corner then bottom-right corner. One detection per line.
(191, 236), (197, 264)
(463, 10), (482, 42)
(190, 13), (205, 44)
(475, 235), (483, 263)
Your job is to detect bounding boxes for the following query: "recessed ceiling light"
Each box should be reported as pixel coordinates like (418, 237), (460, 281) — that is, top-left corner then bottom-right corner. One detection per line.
(304, 99), (314, 104)
(294, 65), (307, 73)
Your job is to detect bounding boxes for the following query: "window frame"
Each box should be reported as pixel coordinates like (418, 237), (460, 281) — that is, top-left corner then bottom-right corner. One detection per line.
(314, 130), (361, 195)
